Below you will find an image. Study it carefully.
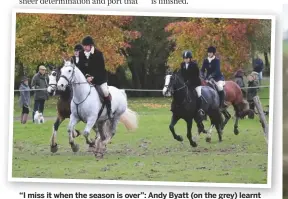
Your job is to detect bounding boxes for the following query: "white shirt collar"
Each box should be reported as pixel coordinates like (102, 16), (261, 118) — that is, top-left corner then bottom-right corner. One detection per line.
(208, 56), (215, 63)
(84, 51), (91, 59)
(76, 57), (79, 63)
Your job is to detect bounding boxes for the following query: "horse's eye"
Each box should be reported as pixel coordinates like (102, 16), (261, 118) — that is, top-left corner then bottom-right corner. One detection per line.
(52, 72), (56, 76)
(69, 70), (71, 72)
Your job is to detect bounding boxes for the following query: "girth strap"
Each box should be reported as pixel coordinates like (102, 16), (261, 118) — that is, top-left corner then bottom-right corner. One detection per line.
(73, 86), (92, 122)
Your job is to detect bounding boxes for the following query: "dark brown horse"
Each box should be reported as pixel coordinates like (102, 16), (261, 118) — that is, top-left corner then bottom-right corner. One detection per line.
(47, 68), (82, 153)
(201, 79), (252, 135)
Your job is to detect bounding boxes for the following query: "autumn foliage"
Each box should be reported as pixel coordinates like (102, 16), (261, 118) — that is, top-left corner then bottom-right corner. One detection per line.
(15, 14), (271, 87)
(16, 13), (140, 73)
(165, 18), (267, 77)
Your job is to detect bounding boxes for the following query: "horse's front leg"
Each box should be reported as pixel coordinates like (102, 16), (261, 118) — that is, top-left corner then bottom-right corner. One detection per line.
(83, 117), (97, 148)
(169, 114), (183, 142)
(234, 116), (239, 135)
(68, 115), (80, 152)
(233, 105), (240, 135)
(87, 123), (99, 152)
(194, 116), (207, 134)
(186, 118), (197, 147)
(50, 117), (63, 153)
(205, 123), (214, 143)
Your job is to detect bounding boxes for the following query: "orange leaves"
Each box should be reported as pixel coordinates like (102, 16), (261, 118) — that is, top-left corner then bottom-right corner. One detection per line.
(16, 13), (136, 74)
(165, 18), (265, 77)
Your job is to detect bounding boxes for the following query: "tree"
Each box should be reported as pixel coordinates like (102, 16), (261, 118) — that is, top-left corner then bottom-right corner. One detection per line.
(121, 16), (181, 94)
(165, 18), (267, 78)
(15, 13), (138, 77)
(247, 20), (271, 73)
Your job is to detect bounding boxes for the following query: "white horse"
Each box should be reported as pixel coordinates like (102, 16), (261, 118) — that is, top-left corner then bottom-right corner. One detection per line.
(57, 59), (138, 158)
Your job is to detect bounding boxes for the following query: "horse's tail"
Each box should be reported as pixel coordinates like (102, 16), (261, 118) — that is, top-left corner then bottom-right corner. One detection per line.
(119, 108), (139, 132)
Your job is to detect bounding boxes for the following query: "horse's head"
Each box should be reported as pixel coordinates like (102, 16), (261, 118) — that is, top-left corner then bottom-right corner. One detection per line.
(57, 58), (75, 91)
(47, 68), (60, 95)
(162, 73), (186, 97)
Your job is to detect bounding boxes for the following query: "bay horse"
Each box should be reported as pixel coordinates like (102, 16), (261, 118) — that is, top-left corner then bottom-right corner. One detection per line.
(47, 68), (82, 153)
(162, 72), (224, 145)
(57, 58), (138, 158)
(201, 79), (252, 135)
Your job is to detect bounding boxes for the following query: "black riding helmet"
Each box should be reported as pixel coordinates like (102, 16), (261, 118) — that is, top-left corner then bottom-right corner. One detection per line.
(74, 44), (83, 51)
(82, 36), (95, 46)
(207, 46), (216, 54)
(182, 50), (193, 59)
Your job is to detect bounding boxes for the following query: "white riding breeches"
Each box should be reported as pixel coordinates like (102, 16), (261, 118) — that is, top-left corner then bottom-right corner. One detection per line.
(100, 82), (109, 97)
(195, 86), (202, 97)
(215, 81), (225, 91)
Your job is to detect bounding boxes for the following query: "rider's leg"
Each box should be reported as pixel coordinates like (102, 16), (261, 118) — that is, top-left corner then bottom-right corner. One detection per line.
(216, 81), (226, 108)
(100, 82), (112, 119)
(195, 86), (205, 119)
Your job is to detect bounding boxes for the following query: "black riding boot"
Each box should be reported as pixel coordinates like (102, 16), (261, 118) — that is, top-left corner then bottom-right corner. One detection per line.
(104, 95), (112, 120)
(219, 90), (225, 108)
(197, 96), (205, 119)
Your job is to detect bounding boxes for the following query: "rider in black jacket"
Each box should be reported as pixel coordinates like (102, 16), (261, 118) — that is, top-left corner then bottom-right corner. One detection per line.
(78, 36), (112, 119)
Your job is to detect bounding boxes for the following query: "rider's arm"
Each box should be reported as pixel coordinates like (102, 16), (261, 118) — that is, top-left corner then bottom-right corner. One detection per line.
(31, 74), (38, 89)
(200, 60), (206, 78)
(193, 61), (200, 77)
(211, 59), (221, 78)
(96, 52), (106, 76)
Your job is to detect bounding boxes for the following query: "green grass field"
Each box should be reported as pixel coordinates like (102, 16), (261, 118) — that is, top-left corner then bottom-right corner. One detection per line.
(12, 82), (270, 184)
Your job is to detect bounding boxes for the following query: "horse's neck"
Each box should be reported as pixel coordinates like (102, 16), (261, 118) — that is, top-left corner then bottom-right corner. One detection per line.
(173, 86), (187, 103)
(72, 67), (91, 101)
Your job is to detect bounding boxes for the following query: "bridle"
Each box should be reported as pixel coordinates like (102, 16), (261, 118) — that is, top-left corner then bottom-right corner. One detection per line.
(58, 64), (92, 122)
(48, 71), (58, 94)
(59, 65), (75, 86)
(164, 74), (188, 95)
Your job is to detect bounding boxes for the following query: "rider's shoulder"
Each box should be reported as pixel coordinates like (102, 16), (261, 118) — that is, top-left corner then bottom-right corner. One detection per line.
(94, 48), (103, 55)
(214, 57), (220, 64)
(190, 59), (198, 65)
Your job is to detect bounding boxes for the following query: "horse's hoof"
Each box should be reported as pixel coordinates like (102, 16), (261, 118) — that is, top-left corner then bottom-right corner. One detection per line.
(206, 137), (211, 143)
(177, 135), (183, 142)
(50, 144), (58, 153)
(234, 128), (239, 135)
(191, 142), (197, 148)
(94, 152), (104, 159)
(71, 144), (79, 153)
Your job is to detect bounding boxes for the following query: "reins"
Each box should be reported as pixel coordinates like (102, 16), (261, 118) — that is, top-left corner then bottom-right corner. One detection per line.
(168, 74), (192, 104)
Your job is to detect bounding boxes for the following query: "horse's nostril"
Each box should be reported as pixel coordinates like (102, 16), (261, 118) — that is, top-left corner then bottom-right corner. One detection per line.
(61, 84), (64, 87)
